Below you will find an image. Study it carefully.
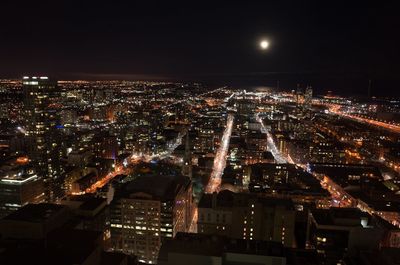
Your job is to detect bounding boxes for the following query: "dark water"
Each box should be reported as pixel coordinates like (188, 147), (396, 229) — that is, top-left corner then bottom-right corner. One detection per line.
(195, 73), (399, 98)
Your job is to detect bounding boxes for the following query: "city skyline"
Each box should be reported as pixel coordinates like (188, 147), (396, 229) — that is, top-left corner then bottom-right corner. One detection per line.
(0, 2), (400, 265)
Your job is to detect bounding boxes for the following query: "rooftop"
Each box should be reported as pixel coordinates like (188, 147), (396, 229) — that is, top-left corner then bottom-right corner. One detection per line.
(199, 190), (294, 210)
(118, 162), (190, 201)
(79, 197), (106, 211)
(3, 203), (67, 223)
(311, 207), (371, 227)
(124, 174), (189, 201)
(159, 232), (286, 259)
(0, 156), (37, 184)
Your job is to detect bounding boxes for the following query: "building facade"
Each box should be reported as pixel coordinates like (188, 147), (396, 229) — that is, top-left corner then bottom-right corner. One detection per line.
(22, 76), (65, 201)
(110, 172), (192, 264)
(197, 190), (295, 247)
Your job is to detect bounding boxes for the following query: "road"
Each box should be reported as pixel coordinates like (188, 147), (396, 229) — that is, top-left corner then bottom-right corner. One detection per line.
(316, 172), (400, 228)
(85, 131), (186, 194)
(159, 86), (227, 110)
(205, 113), (234, 193)
(328, 104), (400, 134)
(188, 207), (198, 233)
(255, 113), (293, 164)
(84, 87), (229, 194)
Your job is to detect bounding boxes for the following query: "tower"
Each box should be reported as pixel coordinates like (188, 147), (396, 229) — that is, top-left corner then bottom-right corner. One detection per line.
(23, 76), (64, 201)
(304, 86), (313, 107)
(296, 84), (303, 105)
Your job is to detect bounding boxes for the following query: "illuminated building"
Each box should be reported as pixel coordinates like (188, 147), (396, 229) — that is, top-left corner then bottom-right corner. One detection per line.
(197, 127), (216, 153)
(102, 135), (119, 160)
(60, 108), (78, 125)
(197, 190), (295, 247)
(110, 167), (192, 264)
(295, 85), (304, 105)
(92, 133), (119, 160)
(22, 76), (64, 201)
(304, 86), (313, 107)
(0, 157), (45, 218)
(309, 140), (346, 164)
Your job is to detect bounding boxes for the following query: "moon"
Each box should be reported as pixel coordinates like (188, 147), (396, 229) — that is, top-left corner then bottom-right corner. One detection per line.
(260, 40), (269, 50)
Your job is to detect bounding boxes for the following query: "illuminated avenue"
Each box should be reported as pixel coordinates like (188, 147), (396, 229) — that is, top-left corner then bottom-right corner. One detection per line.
(205, 113), (234, 193)
(327, 104), (400, 134)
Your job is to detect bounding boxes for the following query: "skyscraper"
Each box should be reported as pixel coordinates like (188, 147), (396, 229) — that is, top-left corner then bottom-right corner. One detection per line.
(304, 86), (313, 108)
(22, 76), (65, 201)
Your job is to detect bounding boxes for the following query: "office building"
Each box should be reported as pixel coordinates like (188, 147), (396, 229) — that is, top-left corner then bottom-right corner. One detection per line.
(197, 190), (296, 247)
(110, 164), (192, 264)
(0, 156), (45, 218)
(22, 76), (65, 201)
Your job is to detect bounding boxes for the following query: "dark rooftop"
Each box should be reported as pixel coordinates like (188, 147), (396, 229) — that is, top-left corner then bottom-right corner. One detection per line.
(124, 174), (189, 201)
(199, 190), (294, 210)
(159, 232), (286, 259)
(311, 207), (371, 227)
(117, 162), (190, 201)
(79, 197), (106, 211)
(3, 203), (67, 223)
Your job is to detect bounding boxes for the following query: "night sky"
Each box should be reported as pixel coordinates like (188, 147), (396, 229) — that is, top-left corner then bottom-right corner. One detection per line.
(1, 1), (399, 96)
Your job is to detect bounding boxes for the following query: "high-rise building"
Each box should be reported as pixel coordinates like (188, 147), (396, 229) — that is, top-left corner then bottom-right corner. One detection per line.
(22, 76), (65, 201)
(103, 135), (119, 160)
(296, 84), (304, 105)
(304, 86), (313, 107)
(110, 169), (192, 264)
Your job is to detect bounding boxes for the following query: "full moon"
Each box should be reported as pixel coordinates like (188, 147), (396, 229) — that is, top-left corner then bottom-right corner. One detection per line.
(260, 40), (269, 50)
